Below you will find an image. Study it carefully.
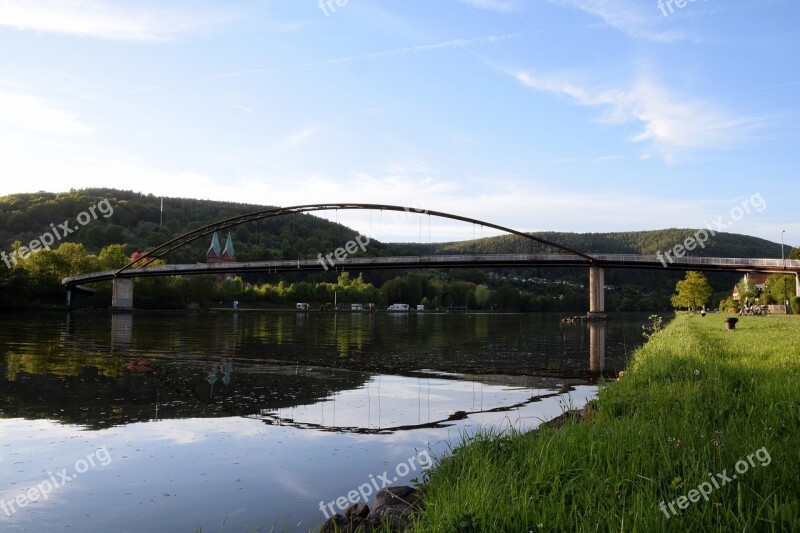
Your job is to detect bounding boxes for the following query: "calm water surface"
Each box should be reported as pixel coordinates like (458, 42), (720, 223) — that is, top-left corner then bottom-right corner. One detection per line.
(0, 311), (651, 532)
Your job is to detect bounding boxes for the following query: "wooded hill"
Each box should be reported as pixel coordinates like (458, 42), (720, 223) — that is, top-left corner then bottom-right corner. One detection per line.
(0, 189), (793, 310)
(1, 189), (788, 262)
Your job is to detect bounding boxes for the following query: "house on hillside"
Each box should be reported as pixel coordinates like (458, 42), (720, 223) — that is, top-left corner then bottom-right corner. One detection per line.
(207, 231), (236, 282)
(732, 272), (767, 301)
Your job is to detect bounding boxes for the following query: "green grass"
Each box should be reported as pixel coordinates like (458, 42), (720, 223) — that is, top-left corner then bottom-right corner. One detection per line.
(409, 314), (800, 532)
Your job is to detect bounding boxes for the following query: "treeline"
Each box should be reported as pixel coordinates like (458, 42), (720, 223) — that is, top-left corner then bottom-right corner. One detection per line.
(0, 240), (662, 311)
(431, 229), (789, 259)
(719, 274), (800, 314)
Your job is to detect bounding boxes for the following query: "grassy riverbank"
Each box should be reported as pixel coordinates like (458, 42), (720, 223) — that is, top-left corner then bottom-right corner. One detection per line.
(410, 314), (800, 532)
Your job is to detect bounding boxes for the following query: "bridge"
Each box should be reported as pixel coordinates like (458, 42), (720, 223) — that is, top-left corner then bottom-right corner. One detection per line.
(62, 203), (800, 314)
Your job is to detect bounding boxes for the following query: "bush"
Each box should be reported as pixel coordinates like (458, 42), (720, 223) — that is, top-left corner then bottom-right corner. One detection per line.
(719, 296), (740, 313)
(792, 297), (800, 315)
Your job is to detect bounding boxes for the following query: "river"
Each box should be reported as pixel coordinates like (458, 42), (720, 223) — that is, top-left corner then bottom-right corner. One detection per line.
(0, 311), (652, 531)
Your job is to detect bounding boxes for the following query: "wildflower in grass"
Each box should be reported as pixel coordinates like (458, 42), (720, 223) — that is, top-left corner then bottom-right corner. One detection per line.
(642, 314), (664, 339)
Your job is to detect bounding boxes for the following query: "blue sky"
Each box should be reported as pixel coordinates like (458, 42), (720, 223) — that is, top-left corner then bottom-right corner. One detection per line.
(0, 0), (797, 244)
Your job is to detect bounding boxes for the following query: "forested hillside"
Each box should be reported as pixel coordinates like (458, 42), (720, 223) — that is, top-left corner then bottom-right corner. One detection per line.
(2, 189), (788, 261)
(0, 189), (793, 311)
(428, 229), (785, 258)
(0, 189), (361, 263)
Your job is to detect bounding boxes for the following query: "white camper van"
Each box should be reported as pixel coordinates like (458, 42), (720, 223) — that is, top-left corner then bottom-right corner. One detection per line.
(387, 303), (410, 311)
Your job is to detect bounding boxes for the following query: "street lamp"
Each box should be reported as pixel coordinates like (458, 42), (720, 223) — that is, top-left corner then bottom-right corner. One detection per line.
(781, 230), (787, 308)
(781, 230), (786, 267)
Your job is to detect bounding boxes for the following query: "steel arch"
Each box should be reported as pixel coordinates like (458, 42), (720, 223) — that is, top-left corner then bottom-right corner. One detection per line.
(115, 203), (596, 276)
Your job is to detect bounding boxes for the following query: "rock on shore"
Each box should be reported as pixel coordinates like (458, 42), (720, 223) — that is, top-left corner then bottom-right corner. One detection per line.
(320, 486), (423, 532)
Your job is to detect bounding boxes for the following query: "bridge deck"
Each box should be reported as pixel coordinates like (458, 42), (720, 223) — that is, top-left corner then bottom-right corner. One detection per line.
(63, 254), (800, 287)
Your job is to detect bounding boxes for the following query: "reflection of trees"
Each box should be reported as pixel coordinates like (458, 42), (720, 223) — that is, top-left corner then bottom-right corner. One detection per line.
(0, 314), (370, 429)
(5, 352), (122, 381)
(0, 355), (371, 430)
(0, 313), (643, 429)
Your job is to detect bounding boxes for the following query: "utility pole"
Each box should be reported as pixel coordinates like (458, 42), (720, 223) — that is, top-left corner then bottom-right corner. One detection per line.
(160, 197), (164, 227)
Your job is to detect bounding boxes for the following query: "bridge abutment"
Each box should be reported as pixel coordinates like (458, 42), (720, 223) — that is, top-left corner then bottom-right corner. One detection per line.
(112, 278), (134, 312)
(588, 267), (606, 319)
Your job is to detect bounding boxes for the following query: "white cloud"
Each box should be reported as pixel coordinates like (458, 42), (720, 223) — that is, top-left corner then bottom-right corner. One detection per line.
(459, 0), (517, 13)
(207, 34), (521, 82)
(0, 0), (230, 41)
(0, 134), (783, 242)
(515, 71), (763, 163)
(0, 89), (93, 135)
(276, 125), (322, 152)
(0, 126), (781, 243)
(547, 0), (690, 43)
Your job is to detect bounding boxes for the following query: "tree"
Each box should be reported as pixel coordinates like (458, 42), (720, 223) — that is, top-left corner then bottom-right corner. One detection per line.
(765, 274), (797, 304)
(98, 244), (129, 269)
(735, 278), (760, 303)
(474, 285), (491, 308)
(719, 296), (740, 313)
(671, 271), (712, 311)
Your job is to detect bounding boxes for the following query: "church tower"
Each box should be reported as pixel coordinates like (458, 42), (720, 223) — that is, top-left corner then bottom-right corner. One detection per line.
(207, 231), (236, 281)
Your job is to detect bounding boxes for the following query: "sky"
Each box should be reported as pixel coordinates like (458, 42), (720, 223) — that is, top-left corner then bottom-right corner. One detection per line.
(0, 0), (797, 245)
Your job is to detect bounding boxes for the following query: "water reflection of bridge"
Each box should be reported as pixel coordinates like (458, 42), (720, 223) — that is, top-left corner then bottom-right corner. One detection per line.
(109, 313), (614, 434)
(255, 376), (584, 434)
(1, 312), (619, 432)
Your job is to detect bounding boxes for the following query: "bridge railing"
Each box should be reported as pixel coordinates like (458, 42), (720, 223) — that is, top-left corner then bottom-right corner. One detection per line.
(343, 254), (585, 264)
(63, 254), (800, 287)
(590, 254), (800, 269)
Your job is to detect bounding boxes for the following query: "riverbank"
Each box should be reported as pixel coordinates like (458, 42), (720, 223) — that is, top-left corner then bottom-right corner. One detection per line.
(409, 313), (800, 531)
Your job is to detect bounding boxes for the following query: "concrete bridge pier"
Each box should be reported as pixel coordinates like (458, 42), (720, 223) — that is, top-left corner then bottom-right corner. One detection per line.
(112, 278), (134, 312)
(796, 273), (800, 303)
(589, 321), (606, 373)
(111, 313), (133, 351)
(588, 267), (607, 319)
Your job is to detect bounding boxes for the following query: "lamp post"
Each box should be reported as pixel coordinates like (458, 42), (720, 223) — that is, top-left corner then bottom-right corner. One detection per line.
(781, 230), (787, 308)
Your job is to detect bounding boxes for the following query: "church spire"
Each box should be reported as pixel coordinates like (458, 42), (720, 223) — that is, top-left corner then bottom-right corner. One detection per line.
(222, 231), (235, 261)
(207, 231), (222, 258)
